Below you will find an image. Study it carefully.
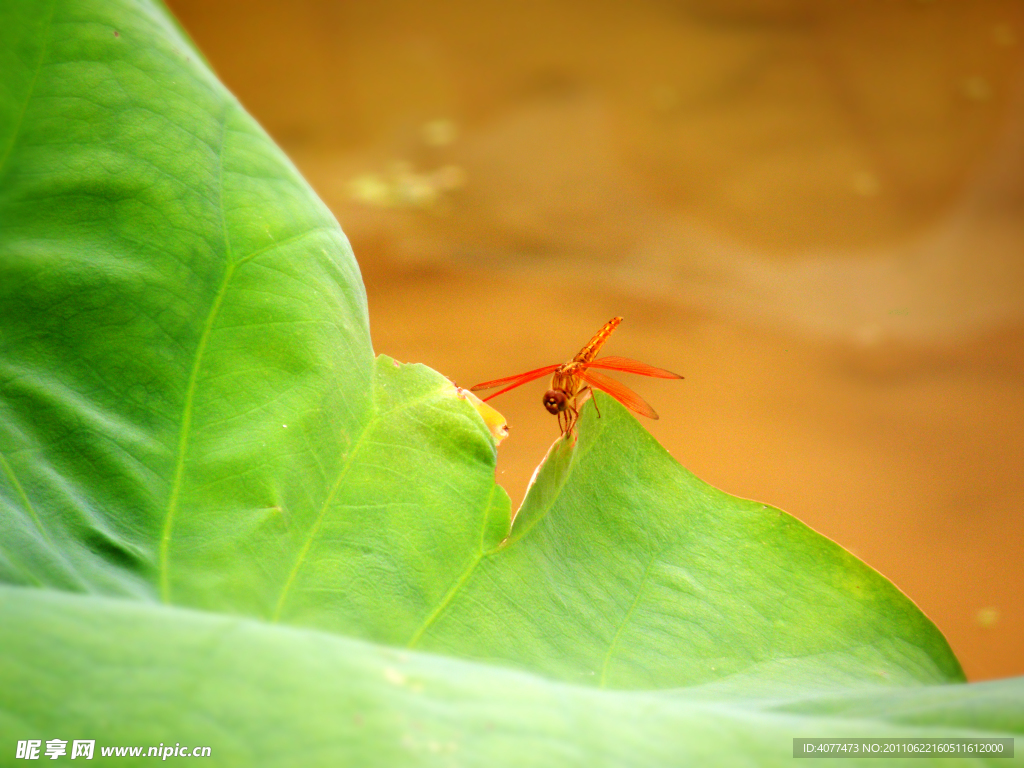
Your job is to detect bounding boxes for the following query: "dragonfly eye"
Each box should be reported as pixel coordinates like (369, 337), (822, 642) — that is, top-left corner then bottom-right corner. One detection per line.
(543, 389), (567, 415)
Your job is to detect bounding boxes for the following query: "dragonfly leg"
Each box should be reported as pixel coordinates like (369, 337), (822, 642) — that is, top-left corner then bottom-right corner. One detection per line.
(577, 387), (600, 419)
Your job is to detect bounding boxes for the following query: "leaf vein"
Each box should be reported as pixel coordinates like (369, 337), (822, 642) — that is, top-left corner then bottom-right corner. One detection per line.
(0, 0), (56, 177)
(0, 448), (50, 546)
(600, 552), (658, 688)
(158, 107), (235, 602)
(272, 381), (472, 622)
(406, 484), (498, 648)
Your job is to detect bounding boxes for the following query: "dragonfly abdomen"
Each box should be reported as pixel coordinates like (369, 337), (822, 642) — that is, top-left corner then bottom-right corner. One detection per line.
(573, 316), (622, 363)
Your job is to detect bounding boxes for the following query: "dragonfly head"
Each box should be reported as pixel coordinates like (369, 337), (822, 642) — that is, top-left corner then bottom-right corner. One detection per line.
(543, 389), (568, 415)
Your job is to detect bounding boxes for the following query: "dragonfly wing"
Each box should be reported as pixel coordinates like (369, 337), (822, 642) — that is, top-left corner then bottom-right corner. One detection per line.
(578, 368), (659, 419)
(588, 356), (683, 379)
(470, 363), (561, 401)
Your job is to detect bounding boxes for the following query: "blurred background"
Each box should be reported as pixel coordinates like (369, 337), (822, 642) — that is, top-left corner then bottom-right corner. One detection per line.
(165, 0), (1023, 682)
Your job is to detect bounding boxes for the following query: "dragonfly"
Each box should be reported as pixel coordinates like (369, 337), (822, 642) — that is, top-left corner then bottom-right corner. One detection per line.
(470, 317), (683, 435)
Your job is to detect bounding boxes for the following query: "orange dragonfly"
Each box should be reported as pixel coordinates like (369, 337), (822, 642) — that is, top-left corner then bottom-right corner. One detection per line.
(471, 317), (683, 435)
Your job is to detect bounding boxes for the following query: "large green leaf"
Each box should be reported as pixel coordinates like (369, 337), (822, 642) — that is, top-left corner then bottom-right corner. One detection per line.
(407, 401), (964, 688)
(2, 587), (1021, 767)
(1, 0), (1020, 764)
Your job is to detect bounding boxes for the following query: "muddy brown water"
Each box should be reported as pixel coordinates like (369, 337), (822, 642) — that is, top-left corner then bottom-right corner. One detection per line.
(168, 0), (1024, 682)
